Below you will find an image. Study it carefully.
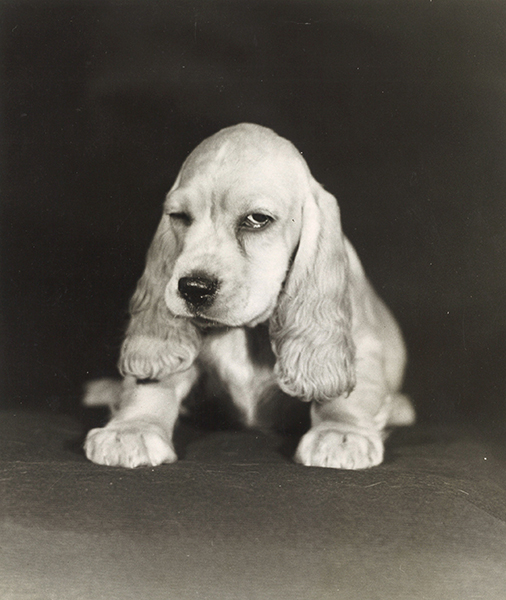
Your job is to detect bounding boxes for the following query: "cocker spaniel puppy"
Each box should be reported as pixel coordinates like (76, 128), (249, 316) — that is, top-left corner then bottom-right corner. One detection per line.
(84, 123), (415, 470)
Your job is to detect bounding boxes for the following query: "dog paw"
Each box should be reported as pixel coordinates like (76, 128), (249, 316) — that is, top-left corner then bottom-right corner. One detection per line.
(84, 421), (177, 468)
(294, 424), (384, 470)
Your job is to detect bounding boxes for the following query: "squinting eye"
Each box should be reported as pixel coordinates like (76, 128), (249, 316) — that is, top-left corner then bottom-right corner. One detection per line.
(242, 213), (272, 230)
(168, 212), (192, 226)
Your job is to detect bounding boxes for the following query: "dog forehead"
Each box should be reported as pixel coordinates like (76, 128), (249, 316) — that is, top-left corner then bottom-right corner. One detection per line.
(173, 127), (310, 210)
(183, 125), (306, 177)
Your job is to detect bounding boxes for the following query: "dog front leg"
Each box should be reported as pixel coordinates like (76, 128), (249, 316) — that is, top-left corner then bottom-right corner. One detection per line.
(294, 336), (403, 470)
(84, 367), (198, 468)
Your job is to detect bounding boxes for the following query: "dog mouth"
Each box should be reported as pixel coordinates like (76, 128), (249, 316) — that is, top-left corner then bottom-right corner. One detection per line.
(190, 314), (225, 329)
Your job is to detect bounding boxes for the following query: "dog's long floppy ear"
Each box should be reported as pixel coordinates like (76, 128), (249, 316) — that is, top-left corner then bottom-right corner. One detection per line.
(270, 179), (356, 402)
(118, 214), (201, 380)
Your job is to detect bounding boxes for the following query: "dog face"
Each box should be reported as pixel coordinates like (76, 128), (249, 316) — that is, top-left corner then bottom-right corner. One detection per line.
(162, 130), (309, 327)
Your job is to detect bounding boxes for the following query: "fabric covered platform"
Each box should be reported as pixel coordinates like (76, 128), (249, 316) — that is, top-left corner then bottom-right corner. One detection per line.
(1, 411), (505, 600)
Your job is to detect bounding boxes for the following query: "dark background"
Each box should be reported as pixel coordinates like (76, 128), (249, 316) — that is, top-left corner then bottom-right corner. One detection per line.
(1, 0), (504, 431)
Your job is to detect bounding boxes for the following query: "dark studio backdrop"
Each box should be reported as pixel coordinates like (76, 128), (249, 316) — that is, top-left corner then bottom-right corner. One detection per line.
(1, 0), (505, 433)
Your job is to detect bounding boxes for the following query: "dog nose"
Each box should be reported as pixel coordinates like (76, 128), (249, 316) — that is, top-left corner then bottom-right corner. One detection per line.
(178, 276), (219, 309)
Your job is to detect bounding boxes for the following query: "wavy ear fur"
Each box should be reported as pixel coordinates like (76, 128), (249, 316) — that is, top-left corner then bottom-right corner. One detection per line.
(270, 179), (356, 401)
(118, 215), (201, 380)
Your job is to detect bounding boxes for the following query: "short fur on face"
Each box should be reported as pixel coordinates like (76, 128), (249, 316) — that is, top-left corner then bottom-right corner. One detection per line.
(85, 123), (415, 470)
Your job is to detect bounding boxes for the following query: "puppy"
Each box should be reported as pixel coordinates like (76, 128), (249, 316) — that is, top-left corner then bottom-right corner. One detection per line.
(84, 123), (415, 469)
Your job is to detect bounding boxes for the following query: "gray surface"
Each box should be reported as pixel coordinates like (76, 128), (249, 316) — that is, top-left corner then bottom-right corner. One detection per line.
(1, 412), (506, 600)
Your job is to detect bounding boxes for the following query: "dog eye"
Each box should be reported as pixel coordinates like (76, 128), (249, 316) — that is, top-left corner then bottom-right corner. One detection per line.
(168, 212), (192, 226)
(241, 213), (272, 230)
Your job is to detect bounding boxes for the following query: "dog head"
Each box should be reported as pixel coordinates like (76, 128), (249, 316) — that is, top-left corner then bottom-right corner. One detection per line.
(119, 123), (355, 399)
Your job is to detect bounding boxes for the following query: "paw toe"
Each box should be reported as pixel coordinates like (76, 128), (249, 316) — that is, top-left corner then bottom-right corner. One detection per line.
(84, 423), (177, 468)
(295, 427), (383, 470)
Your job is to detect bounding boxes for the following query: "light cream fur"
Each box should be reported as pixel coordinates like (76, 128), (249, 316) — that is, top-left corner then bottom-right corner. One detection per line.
(84, 123), (415, 470)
